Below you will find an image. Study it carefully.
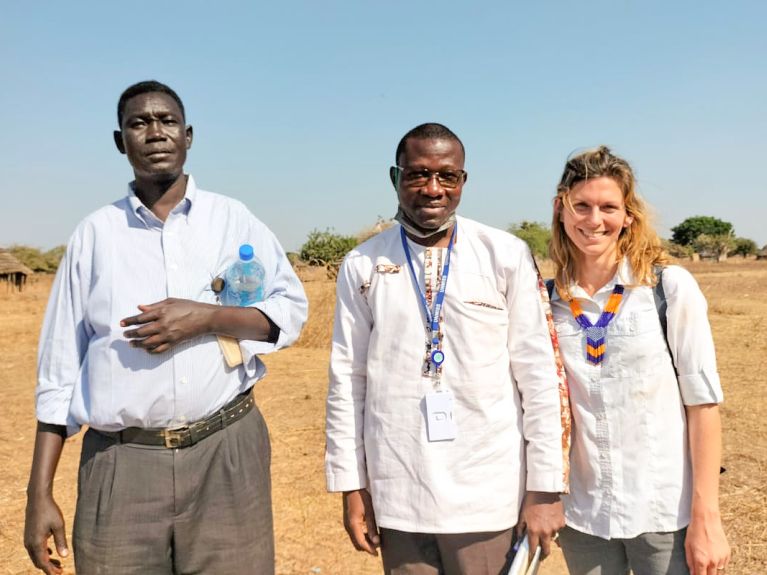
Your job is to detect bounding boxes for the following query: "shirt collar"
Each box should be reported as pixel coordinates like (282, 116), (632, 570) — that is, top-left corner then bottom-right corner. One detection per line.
(126, 174), (196, 227)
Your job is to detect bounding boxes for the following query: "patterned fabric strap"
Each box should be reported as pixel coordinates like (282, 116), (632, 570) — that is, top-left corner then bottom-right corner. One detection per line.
(536, 273), (572, 491)
(569, 284), (625, 365)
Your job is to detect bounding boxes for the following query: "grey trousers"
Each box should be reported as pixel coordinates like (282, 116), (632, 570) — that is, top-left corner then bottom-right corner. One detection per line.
(379, 527), (516, 575)
(73, 405), (274, 574)
(559, 525), (689, 575)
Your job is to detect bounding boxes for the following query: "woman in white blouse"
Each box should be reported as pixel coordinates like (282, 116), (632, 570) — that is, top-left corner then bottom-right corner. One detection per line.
(547, 146), (730, 575)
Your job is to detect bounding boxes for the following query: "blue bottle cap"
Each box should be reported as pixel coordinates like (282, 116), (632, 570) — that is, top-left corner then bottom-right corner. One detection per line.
(239, 244), (254, 261)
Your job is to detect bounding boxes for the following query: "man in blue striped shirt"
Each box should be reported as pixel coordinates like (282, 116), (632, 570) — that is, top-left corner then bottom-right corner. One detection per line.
(24, 80), (307, 575)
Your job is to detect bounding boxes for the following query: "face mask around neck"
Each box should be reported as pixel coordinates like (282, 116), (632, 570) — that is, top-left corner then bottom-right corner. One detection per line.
(394, 207), (456, 239)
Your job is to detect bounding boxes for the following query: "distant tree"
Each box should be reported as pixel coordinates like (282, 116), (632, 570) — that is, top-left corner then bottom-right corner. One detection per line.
(44, 245), (66, 270)
(508, 221), (551, 259)
(732, 237), (758, 257)
(9, 244), (65, 273)
(693, 234), (736, 261)
(662, 239), (694, 259)
(10, 245), (47, 271)
(671, 216), (734, 246)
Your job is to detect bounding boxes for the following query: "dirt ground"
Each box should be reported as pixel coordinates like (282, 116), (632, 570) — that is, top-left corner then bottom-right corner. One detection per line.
(1, 260), (765, 574)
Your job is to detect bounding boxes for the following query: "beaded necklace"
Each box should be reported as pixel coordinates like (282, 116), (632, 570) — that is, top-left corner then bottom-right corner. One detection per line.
(569, 284), (625, 365)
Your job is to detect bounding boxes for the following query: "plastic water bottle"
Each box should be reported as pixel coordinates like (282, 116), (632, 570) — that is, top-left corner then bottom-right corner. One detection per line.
(222, 244), (265, 306)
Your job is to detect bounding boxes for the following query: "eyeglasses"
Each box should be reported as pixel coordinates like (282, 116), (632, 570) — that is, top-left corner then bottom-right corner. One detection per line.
(393, 166), (466, 189)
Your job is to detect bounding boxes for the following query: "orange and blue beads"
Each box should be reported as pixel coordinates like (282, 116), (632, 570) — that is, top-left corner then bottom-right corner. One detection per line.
(569, 284), (625, 365)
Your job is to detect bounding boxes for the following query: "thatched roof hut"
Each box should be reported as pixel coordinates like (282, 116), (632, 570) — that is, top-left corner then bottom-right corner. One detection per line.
(757, 247), (767, 261)
(0, 249), (33, 291)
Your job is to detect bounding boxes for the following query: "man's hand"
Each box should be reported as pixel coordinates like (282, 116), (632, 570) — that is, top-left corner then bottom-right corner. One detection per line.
(24, 493), (69, 575)
(121, 298), (214, 353)
(342, 488), (380, 556)
(26, 423), (68, 574)
(517, 491), (565, 559)
(685, 510), (730, 575)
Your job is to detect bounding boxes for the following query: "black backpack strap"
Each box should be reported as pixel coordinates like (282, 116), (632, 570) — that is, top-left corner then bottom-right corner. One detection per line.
(545, 279), (555, 300)
(652, 266), (668, 338)
(653, 265), (678, 374)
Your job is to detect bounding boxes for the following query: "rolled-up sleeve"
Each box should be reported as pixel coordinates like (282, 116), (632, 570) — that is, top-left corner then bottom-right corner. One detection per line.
(506, 246), (567, 493)
(325, 253), (372, 492)
(663, 266), (723, 405)
(239, 224), (308, 376)
(36, 233), (92, 436)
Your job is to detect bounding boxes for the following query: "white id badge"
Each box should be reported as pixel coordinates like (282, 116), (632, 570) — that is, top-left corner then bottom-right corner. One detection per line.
(424, 389), (457, 442)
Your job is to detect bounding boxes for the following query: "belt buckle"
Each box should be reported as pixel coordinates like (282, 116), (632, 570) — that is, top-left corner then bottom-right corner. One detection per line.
(162, 426), (188, 448)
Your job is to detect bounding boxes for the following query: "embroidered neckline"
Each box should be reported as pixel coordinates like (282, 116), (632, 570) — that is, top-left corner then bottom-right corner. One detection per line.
(569, 284), (625, 365)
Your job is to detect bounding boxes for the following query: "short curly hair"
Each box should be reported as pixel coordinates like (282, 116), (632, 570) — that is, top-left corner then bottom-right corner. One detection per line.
(395, 123), (465, 164)
(117, 80), (185, 128)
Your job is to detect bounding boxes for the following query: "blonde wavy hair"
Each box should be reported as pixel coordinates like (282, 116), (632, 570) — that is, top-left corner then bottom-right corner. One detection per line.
(549, 146), (668, 299)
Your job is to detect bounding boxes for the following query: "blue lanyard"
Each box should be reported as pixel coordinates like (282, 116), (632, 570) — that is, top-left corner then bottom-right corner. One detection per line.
(400, 225), (456, 353)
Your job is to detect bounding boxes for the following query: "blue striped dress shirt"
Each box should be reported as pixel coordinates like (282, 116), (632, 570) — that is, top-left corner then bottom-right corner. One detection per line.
(36, 176), (307, 435)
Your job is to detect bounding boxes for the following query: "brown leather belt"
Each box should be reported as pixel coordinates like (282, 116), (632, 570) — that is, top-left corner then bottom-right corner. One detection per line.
(97, 390), (255, 449)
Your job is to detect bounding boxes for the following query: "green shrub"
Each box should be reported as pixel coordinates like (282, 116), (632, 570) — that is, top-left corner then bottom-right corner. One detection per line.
(10, 244), (66, 273)
(732, 237), (758, 257)
(662, 239), (694, 259)
(508, 221), (551, 259)
(299, 229), (358, 268)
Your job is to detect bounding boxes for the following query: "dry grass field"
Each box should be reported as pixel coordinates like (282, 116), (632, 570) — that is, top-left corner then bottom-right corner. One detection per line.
(1, 260), (765, 574)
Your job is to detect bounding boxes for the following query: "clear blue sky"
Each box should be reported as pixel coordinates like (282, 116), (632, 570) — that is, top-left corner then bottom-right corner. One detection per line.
(2, 1), (765, 252)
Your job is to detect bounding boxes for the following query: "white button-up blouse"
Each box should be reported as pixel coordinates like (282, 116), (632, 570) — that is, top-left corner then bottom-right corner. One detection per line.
(550, 261), (723, 539)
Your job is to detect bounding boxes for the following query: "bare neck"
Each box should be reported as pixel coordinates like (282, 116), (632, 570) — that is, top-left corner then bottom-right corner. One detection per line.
(575, 253), (620, 297)
(133, 173), (188, 222)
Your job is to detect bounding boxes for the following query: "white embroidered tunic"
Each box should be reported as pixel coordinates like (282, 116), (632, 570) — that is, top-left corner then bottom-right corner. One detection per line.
(325, 217), (567, 533)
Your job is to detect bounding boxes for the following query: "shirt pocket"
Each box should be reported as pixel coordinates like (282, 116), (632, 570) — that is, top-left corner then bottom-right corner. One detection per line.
(452, 272), (507, 324)
(448, 272), (508, 356)
(552, 315), (584, 366)
(365, 258), (407, 309)
(186, 244), (230, 305)
(604, 308), (666, 378)
(553, 316), (582, 337)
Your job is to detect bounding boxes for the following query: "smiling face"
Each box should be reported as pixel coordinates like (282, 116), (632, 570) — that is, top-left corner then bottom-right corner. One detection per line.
(114, 91), (192, 185)
(559, 176), (633, 265)
(394, 137), (466, 232)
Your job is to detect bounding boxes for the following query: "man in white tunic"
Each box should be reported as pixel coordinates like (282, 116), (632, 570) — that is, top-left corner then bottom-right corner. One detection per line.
(325, 123), (570, 574)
